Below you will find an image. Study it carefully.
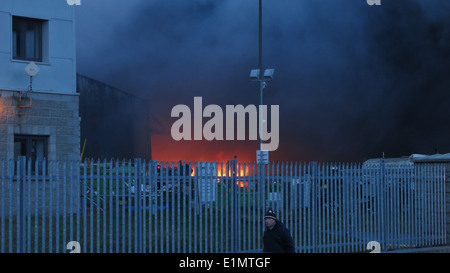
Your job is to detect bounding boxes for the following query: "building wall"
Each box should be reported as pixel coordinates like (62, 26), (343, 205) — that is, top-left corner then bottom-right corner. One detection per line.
(77, 74), (152, 160)
(0, 90), (80, 161)
(0, 0), (79, 162)
(0, 0), (76, 94)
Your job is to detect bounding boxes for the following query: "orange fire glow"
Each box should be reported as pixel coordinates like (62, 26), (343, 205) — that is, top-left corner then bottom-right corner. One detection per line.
(189, 162), (250, 188)
(152, 134), (256, 188)
(151, 134), (255, 163)
(216, 165), (249, 177)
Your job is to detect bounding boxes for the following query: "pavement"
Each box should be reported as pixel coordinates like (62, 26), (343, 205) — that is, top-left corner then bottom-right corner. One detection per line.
(386, 245), (450, 253)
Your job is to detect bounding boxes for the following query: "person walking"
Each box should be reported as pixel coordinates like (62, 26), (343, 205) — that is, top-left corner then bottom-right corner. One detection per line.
(263, 208), (295, 253)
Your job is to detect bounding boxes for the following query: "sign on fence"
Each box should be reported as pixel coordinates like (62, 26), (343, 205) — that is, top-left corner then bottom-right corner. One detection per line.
(256, 150), (269, 165)
(197, 162), (218, 203)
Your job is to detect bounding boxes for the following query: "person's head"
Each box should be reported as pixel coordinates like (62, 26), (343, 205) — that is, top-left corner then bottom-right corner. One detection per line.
(264, 208), (277, 229)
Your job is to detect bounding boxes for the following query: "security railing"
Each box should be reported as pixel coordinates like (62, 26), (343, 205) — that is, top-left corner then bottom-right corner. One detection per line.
(0, 158), (446, 253)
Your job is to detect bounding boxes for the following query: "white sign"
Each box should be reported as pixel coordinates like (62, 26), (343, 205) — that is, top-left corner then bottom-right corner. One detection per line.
(197, 162), (217, 203)
(256, 150), (269, 164)
(24, 62), (40, 77)
(67, 0), (81, 5)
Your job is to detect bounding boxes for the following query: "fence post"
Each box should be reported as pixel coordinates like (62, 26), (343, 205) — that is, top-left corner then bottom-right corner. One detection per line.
(232, 159), (238, 253)
(134, 158), (142, 253)
(380, 159), (388, 251)
(227, 159), (239, 252)
(445, 163), (450, 245)
(257, 160), (266, 252)
(17, 156), (27, 253)
(310, 161), (318, 253)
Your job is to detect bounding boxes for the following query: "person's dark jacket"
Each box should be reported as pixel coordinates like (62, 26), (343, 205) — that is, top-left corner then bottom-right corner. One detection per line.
(263, 220), (295, 253)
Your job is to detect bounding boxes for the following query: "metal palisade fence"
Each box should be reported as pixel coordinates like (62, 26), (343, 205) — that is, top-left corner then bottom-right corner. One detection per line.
(0, 158), (447, 253)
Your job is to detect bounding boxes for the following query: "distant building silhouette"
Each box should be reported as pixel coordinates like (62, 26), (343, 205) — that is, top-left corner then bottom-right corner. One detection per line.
(77, 74), (160, 160)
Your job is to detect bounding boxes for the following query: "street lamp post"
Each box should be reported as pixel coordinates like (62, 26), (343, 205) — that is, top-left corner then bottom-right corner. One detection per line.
(250, 69), (274, 153)
(250, 0), (276, 212)
(250, 0), (274, 164)
(258, 0), (263, 152)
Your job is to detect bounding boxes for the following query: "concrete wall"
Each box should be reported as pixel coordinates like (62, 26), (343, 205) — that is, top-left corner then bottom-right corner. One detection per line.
(0, 90), (80, 161)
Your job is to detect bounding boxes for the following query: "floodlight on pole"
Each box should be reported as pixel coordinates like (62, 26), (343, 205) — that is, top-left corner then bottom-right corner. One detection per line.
(263, 69), (275, 80)
(250, 69), (260, 80)
(250, 68), (275, 153)
(249, 0), (275, 164)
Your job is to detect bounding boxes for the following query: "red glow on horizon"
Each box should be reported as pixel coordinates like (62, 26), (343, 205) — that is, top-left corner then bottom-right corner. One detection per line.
(152, 134), (253, 188)
(151, 134), (256, 163)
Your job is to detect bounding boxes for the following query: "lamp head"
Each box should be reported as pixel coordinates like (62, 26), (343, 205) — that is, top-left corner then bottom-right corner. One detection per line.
(263, 69), (275, 81)
(249, 69), (260, 80)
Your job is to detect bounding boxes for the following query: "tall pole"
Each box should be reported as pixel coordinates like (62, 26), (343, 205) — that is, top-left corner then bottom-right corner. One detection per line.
(259, 0), (262, 73)
(259, 0), (263, 151)
(258, 0), (264, 217)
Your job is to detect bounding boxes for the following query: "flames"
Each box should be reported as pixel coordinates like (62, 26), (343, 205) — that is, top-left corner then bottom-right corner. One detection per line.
(170, 152), (253, 188)
(189, 163), (249, 188)
(217, 166), (248, 177)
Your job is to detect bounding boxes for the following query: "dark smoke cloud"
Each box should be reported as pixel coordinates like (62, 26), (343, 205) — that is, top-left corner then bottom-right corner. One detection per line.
(76, 0), (450, 162)
(357, 0), (450, 160)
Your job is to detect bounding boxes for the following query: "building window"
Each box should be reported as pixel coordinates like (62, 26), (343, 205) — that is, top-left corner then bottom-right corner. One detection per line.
(14, 135), (48, 174)
(12, 16), (44, 62)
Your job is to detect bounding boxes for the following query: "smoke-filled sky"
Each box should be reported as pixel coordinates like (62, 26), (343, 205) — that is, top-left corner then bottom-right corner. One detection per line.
(75, 0), (450, 163)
